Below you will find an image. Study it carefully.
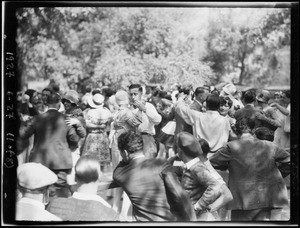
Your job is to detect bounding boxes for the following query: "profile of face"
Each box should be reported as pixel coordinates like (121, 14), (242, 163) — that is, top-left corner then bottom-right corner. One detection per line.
(129, 88), (142, 103)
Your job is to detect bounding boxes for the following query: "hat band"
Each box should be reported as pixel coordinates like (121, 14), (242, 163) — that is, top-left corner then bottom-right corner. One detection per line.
(93, 99), (103, 105)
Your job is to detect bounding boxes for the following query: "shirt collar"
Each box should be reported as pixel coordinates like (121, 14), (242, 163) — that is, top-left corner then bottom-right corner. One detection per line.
(18, 197), (45, 209)
(47, 107), (58, 111)
(132, 154), (145, 160)
(240, 133), (253, 139)
(72, 192), (111, 208)
(185, 157), (200, 170)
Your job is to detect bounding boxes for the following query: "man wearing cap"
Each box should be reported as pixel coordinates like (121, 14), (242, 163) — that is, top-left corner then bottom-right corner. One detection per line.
(16, 163), (62, 221)
(113, 131), (196, 221)
(209, 117), (290, 221)
(255, 90), (281, 141)
(170, 132), (226, 221)
(19, 93), (77, 198)
(128, 84), (162, 158)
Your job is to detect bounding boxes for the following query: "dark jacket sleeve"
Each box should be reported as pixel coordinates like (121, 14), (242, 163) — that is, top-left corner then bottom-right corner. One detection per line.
(274, 146), (290, 178)
(160, 164), (196, 221)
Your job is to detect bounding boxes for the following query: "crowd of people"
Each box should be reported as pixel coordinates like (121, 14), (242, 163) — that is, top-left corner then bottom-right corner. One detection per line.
(15, 81), (291, 222)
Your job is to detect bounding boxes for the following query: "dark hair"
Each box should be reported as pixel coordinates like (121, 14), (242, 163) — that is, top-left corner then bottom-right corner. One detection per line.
(235, 117), (255, 135)
(129, 84), (143, 93)
(211, 88), (220, 96)
(102, 87), (115, 98)
(283, 90), (290, 99)
(199, 138), (210, 155)
(192, 87), (207, 100)
(52, 84), (60, 93)
(85, 86), (92, 93)
(178, 85), (192, 95)
(47, 92), (61, 104)
(118, 131), (143, 154)
(220, 96), (233, 108)
(92, 89), (101, 95)
(254, 127), (274, 141)
(206, 94), (220, 111)
(75, 155), (100, 183)
(244, 90), (256, 104)
(42, 88), (52, 93)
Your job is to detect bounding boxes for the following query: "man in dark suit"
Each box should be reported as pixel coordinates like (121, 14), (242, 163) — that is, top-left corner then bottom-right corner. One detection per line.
(19, 93), (78, 198)
(172, 132), (226, 221)
(209, 117), (290, 221)
(113, 131), (196, 222)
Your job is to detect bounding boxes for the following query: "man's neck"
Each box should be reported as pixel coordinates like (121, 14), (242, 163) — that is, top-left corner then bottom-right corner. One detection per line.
(76, 182), (98, 195)
(130, 152), (145, 161)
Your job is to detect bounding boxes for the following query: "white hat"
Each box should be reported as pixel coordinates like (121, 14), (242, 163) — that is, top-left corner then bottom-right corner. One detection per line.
(87, 94), (105, 109)
(17, 163), (57, 190)
(223, 83), (237, 96)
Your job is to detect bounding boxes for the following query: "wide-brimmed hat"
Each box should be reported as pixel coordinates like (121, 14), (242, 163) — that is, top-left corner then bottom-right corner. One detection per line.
(176, 132), (203, 158)
(87, 93), (105, 108)
(115, 90), (129, 105)
(17, 163), (58, 190)
(61, 90), (80, 105)
(223, 83), (237, 96)
(256, 90), (270, 103)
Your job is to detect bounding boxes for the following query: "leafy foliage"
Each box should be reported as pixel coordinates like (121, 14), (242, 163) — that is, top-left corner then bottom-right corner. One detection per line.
(16, 7), (290, 92)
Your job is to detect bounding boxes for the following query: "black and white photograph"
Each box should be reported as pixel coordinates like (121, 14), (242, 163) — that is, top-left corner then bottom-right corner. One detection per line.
(2, 1), (299, 226)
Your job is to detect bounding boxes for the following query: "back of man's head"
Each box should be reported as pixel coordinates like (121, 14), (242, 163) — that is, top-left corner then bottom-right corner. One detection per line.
(235, 117), (255, 135)
(206, 94), (220, 111)
(243, 90), (256, 104)
(118, 131), (144, 154)
(176, 132), (203, 159)
(47, 92), (61, 108)
(198, 138), (210, 158)
(75, 155), (101, 184)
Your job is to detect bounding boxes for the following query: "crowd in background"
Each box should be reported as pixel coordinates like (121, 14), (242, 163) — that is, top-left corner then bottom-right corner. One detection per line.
(15, 80), (291, 222)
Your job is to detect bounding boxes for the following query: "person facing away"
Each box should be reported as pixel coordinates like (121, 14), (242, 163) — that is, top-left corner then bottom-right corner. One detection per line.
(209, 117), (290, 221)
(19, 92), (77, 198)
(46, 155), (119, 221)
(113, 130), (196, 222)
(128, 84), (162, 158)
(16, 163), (61, 221)
(174, 93), (232, 155)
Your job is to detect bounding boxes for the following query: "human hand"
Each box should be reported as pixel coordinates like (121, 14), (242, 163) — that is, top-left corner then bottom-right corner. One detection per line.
(270, 102), (278, 108)
(66, 117), (80, 127)
(133, 99), (146, 112)
(255, 112), (266, 120)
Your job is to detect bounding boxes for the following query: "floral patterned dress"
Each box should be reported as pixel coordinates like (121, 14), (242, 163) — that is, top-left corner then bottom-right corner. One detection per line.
(81, 107), (112, 168)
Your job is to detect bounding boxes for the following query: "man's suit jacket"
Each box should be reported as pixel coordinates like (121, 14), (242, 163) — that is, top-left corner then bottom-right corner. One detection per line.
(113, 157), (195, 221)
(19, 109), (74, 170)
(180, 161), (222, 209)
(234, 104), (277, 131)
(209, 134), (290, 210)
(234, 104), (259, 122)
